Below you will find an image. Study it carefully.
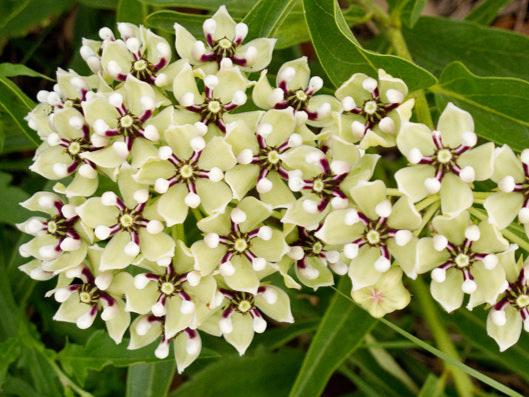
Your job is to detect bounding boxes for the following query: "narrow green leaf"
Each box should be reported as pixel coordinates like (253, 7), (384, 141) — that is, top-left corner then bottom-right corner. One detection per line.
(466, 0), (511, 25)
(302, 0), (436, 91)
(404, 17), (529, 81)
(252, 319), (318, 350)
(58, 330), (219, 384)
(0, 77), (38, 146)
(172, 349), (303, 397)
(0, 63), (52, 80)
(289, 277), (377, 397)
(0, 337), (21, 386)
(145, 11), (207, 37)
(400, 0), (427, 27)
(242, 0), (296, 41)
(117, 0), (146, 24)
(126, 361), (175, 397)
(79, 0), (118, 9)
(0, 172), (30, 224)
(431, 62), (529, 151)
(417, 374), (445, 397)
(138, 0), (251, 15)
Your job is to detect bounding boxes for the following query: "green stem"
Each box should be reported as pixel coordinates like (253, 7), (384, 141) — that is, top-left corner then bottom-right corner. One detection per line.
(415, 201), (439, 236)
(386, 188), (402, 196)
(49, 359), (94, 397)
(191, 208), (204, 221)
(412, 279), (474, 397)
(172, 223), (186, 244)
(415, 194), (439, 212)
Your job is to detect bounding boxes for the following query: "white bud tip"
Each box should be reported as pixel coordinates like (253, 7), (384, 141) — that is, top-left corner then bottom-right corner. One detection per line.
(39, 245), (58, 259)
(462, 279), (477, 294)
(288, 246), (305, 261)
(385, 88), (404, 104)
(95, 272), (113, 290)
(252, 257), (267, 271)
(180, 299), (195, 314)
(37, 90), (49, 103)
(69, 116), (84, 130)
(331, 197), (349, 209)
(519, 207), (529, 224)
(330, 160), (350, 175)
(279, 66), (295, 82)
(331, 261), (348, 276)
(98, 27), (114, 40)
(108, 92), (123, 108)
(408, 148), (423, 164)
(288, 174), (304, 192)
(37, 195), (55, 208)
(208, 167), (224, 182)
(154, 73), (168, 87)
(133, 189), (149, 204)
(302, 199), (319, 214)
(262, 288), (278, 305)
(46, 92), (61, 106)
(256, 177), (273, 193)
(235, 22), (248, 40)
(124, 241), (140, 257)
(76, 312), (96, 329)
(60, 237), (81, 252)
(237, 148), (254, 164)
(184, 192), (201, 208)
(70, 76), (86, 89)
(194, 121), (208, 135)
(136, 318), (152, 335)
(433, 235), (448, 251)
(112, 141), (129, 159)
(107, 60), (122, 77)
(143, 124), (159, 141)
(158, 145), (173, 160)
(459, 166), (475, 183)
(117, 23), (134, 38)
(151, 301), (166, 317)
(190, 136), (206, 152)
(204, 233), (220, 248)
(95, 225), (111, 240)
(101, 304), (118, 321)
(375, 200), (392, 218)
(461, 131), (477, 147)
(204, 75), (219, 89)
(394, 229), (412, 246)
(230, 208), (247, 224)
(424, 177), (441, 194)
(344, 209), (359, 225)
(521, 149), (529, 165)
(343, 243), (359, 259)
(498, 175), (516, 193)
(140, 96), (154, 111)
(523, 318), (529, 332)
(53, 163), (68, 177)
(301, 266), (319, 280)
(186, 271), (201, 286)
(65, 266), (83, 278)
(362, 77), (378, 92)
(465, 225), (480, 241)
(25, 218), (44, 234)
(154, 342), (170, 359)
(325, 250), (340, 264)
(146, 220), (164, 234)
(46, 132), (60, 146)
(219, 261), (236, 277)
(203, 18), (216, 34)
(341, 96), (356, 112)
(379, 117), (395, 134)
(351, 120), (366, 138)
(157, 257), (172, 267)
(305, 151), (323, 164)
(220, 57), (233, 70)
(54, 287), (72, 302)
(253, 316), (267, 333)
(86, 56), (100, 72)
(180, 92), (195, 107)
(269, 88), (284, 105)
(257, 122), (272, 137)
(232, 90), (247, 106)
(491, 309), (506, 326)
(288, 133), (302, 148)
(154, 178), (170, 194)
(295, 110), (308, 124)
(156, 42), (171, 57)
(374, 256), (391, 273)
(483, 254), (498, 270)
(317, 102), (331, 118)
(219, 317), (233, 334)
(257, 226), (273, 241)
(245, 46), (257, 62)
(431, 267), (446, 283)
(186, 336), (201, 355)
(191, 41), (206, 59)
(78, 163), (97, 179)
(309, 76), (323, 92)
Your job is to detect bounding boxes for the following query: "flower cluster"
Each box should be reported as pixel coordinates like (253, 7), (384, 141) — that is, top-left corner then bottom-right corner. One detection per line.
(18, 6), (529, 370)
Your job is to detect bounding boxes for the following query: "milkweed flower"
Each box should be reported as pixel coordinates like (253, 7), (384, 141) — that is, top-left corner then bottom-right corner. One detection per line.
(332, 69), (414, 149)
(174, 6), (276, 73)
(396, 103), (494, 217)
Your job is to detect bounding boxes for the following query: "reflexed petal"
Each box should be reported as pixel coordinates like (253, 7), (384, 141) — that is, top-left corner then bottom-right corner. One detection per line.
(52, 107), (84, 139)
(198, 136), (236, 170)
(165, 296), (194, 338)
(100, 231), (135, 270)
(439, 173), (473, 217)
(225, 164), (259, 200)
(340, 154), (379, 193)
(335, 72), (372, 104)
(237, 197), (272, 232)
(224, 312), (254, 355)
(128, 315), (161, 350)
(191, 240), (226, 275)
(101, 40), (133, 78)
(197, 212), (231, 235)
(125, 280), (159, 314)
(378, 69), (409, 102)
(60, 172), (98, 197)
(252, 70), (275, 109)
(430, 268), (464, 312)
(295, 256), (334, 290)
(472, 221), (509, 254)
(281, 196), (326, 229)
(236, 38), (276, 72)
(255, 286), (293, 322)
(105, 299), (131, 344)
(259, 171), (295, 208)
(225, 119), (259, 155)
(250, 229), (287, 262)
(486, 305), (522, 351)
(134, 159), (174, 184)
(173, 331), (201, 374)
(82, 97), (119, 127)
(215, 67), (249, 104)
(80, 145), (126, 169)
(31, 145), (72, 180)
(306, 95), (341, 127)
(276, 57), (310, 90)
(43, 243), (88, 273)
(211, 5), (237, 40)
(172, 66), (201, 104)
(174, 23), (199, 62)
(388, 238), (418, 278)
(261, 109), (297, 147)
(123, 75), (157, 116)
(53, 295), (91, 323)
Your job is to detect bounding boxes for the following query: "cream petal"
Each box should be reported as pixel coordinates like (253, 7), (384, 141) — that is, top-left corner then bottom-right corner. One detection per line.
(387, 196), (422, 230)
(139, 229), (175, 262)
(350, 180), (387, 220)
(395, 165), (435, 203)
(492, 145), (525, 182)
(484, 192), (523, 230)
(430, 268), (464, 312)
(191, 240), (226, 275)
(439, 173), (473, 217)
(196, 179), (232, 215)
(236, 38), (276, 72)
(467, 262), (506, 309)
(223, 255), (260, 294)
(295, 256), (334, 290)
(415, 237), (451, 274)
(100, 231), (135, 270)
(224, 164), (260, 200)
(315, 209), (364, 245)
(457, 142), (495, 181)
(396, 122), (435, 158)
(348, 245), (383, 291)
(437, 102), (474, 148)
(105, 299), (131, 344)
(224, 312), (254, 355)
(472, 221), (509, 254)
(198, 136), (236, 170)
(250, 229), (287, 262)
(486, 305), (522, 352)
(276, 57), (310, 91)
(431, 211), (470, 245)
(255, 286), (293, 323)
(157, 184), (189, 226)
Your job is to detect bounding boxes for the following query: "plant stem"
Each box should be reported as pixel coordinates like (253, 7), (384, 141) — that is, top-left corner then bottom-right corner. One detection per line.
(191, 208), (203, 221)
(412, 279), (474, 397)
(386, 188), (402, 196)
(415, 194), (439, 212)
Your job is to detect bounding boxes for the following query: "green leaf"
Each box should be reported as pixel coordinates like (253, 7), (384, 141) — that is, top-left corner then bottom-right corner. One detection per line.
(289, 277), (377, 397)
(404, 16), (529, 81)
(172, 349), (303, 397)
(431, 62), (529, 152)
(453, 310), (529, 384)
(400, 0), (427, 27)
(58, 330), (219, 384)
(0, 63), (52, 80)
(79, 0), (118, 9)
(138, 0), (251, 15)
(145, 11), (207, 37)
(117, 0), (146, 24)
(126, 361), (175, 397)
(0, 172), (30, 225)
(302, 0), (436, 91)
(242, 0), (296, 41)
(0, 337), (21, 386)
(417, 374), (445, 397)
(465, 0), (511, 25)
(0, 76), (39, 146)
(252, 319), (318, 350)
